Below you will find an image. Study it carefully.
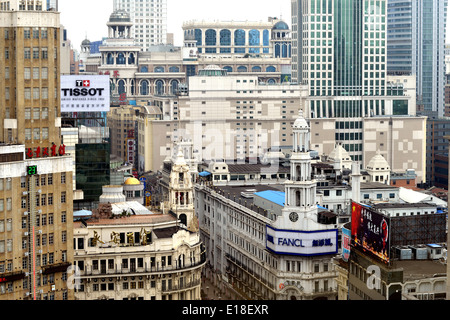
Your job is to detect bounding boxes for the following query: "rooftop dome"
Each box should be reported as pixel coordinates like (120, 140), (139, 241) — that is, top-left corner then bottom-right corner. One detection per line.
(367, 151), (390, 171)
(124, 177), (141, 185)
(273, 21), (289, 30)
(329, 144), (351, 162)
(109, 9), (131, 23)
(293, 110), (309, 129)
(81, 39), (90, 46)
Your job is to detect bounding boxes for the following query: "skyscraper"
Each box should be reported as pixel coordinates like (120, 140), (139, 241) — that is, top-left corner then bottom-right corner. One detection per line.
(291, 0), (426, 179)
(0, 0), (74, 300)
(113, 0), (167, 49)
(387, 0), (448, 117)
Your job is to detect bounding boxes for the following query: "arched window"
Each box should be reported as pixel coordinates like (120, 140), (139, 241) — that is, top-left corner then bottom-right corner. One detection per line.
(116, 53), (125, 65)
(252, 66), (261, 72)
(237, 66), (247, 72)
(140, 80), (149, 96)
(249, 29), (260, 46)
(234, 29), (245, 46)
(194, 29), (202, 46)
(220, 29), (231, 46)
(282, 44), (288, 58)
(118, 80), (126, 95)
(223, 66), (233, 73)
(275, 43), (281, 58)
(140, 66), (148, 72)
(169, 66), (180, 73)
(170, 80), (179, 95)
(205, 29), (216, 46)
(155, 80), (164, 95)
(179, 214), (187, 226)
(106, 53), (114, 65)
(268, 78), (276, 84)
(266, 66), (276, 72)
(154, 66), (165, 73)
(128, 53), (135, 65)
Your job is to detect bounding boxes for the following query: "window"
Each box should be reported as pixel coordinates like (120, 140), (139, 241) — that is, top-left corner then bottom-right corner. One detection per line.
(33, 28), (39, 39)
(33, 67), (40, 79)
(25, 129), (31, 140)
(33, 48), (39, 59)
(41, 48), (48, 59)
(24, 28), (30, 39)
(42, 128), (48, 140)
(33, 108), (40, 119)
(24, 68), (31, 80)
(24, 88), (31, 100)
(61, 192), (66, 204)
(41, 88), (48, 99)
(42, 108), (48, 119)
(41, 67), (48, 79)
(33, 128), (40, 140)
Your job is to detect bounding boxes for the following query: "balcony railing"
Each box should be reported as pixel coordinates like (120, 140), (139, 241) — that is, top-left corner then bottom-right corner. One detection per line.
(161, 279), (201, 293)
(79, 256), (206, 278)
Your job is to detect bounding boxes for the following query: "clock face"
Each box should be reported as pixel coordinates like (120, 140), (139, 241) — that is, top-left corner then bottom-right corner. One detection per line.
(289, 212), (299, 223)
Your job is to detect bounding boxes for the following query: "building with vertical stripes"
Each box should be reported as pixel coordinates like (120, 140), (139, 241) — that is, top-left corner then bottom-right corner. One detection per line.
(0, 0), (74, 300)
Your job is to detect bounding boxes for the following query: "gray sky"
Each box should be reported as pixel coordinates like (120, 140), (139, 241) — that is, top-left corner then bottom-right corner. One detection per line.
(59, 0), (291, 50)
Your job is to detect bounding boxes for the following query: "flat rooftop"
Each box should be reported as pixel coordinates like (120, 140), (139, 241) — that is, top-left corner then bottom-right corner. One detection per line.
(373, 202), (437, 209)
(227, 163), (290, 174)
(360, 181), (398, 190)
(209, 184), (285, 219)
(392, 260), (447, 281)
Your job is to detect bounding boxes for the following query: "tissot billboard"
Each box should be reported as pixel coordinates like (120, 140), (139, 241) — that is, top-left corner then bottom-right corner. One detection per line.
(61, 75), (110, 112)
(351, 201), (390, 263)
(266, 225), (338, 256)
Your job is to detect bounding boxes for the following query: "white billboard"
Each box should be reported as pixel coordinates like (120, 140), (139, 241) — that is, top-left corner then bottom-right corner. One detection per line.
(61, 75), (110, 113)
(266, 225), (338, 256)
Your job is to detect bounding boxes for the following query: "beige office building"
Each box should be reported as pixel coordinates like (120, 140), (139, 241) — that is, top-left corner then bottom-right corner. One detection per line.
(137, 66), (309, 173)
(0, 1), (74, 300)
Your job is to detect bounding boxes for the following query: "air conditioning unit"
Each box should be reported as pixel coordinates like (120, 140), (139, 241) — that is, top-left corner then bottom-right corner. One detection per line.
(23, 212), (28, 216)
(22, 191), (28, 196)
(24, 232), (29, 236)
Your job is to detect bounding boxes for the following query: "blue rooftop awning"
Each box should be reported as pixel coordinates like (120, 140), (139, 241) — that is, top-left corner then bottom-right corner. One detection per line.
(199, 171), (211, 177)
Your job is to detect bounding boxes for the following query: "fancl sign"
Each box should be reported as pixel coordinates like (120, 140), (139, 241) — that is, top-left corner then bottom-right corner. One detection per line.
(266, 225), (338, 256)
(61, 75), (110, 113)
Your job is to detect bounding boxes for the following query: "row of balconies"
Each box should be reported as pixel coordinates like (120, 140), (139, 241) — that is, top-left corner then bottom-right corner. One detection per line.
(77, 257), (206, 278)
(161, 279), (201, 293)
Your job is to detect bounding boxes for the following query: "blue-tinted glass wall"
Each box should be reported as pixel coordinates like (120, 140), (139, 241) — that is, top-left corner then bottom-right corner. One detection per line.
(387, 0), (448, 117)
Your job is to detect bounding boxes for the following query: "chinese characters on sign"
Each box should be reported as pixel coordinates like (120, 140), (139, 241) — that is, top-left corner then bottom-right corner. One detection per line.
(26, 144), (66, 159)
(351, 201), (390, 264)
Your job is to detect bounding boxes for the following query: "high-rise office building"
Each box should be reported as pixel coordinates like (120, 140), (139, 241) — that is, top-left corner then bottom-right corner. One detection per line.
(291, 0), (426, 179)
(113, 0), (167, 49)
(0, 0), (74, 300)
(387, 0), (448, 117)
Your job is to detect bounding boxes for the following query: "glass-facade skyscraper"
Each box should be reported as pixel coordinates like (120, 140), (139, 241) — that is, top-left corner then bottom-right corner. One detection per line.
(387, 0), (448, 117)
(291, 0), (415, 161)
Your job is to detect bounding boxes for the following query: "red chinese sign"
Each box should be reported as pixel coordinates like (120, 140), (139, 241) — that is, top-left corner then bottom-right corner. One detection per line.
(26, 144), (66, 159)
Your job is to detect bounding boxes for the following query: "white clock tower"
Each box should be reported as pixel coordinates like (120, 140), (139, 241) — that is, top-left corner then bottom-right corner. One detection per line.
(276, 110), (324, 231)
(265, 110), (338, 300)
(168, 150), (199, 233)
